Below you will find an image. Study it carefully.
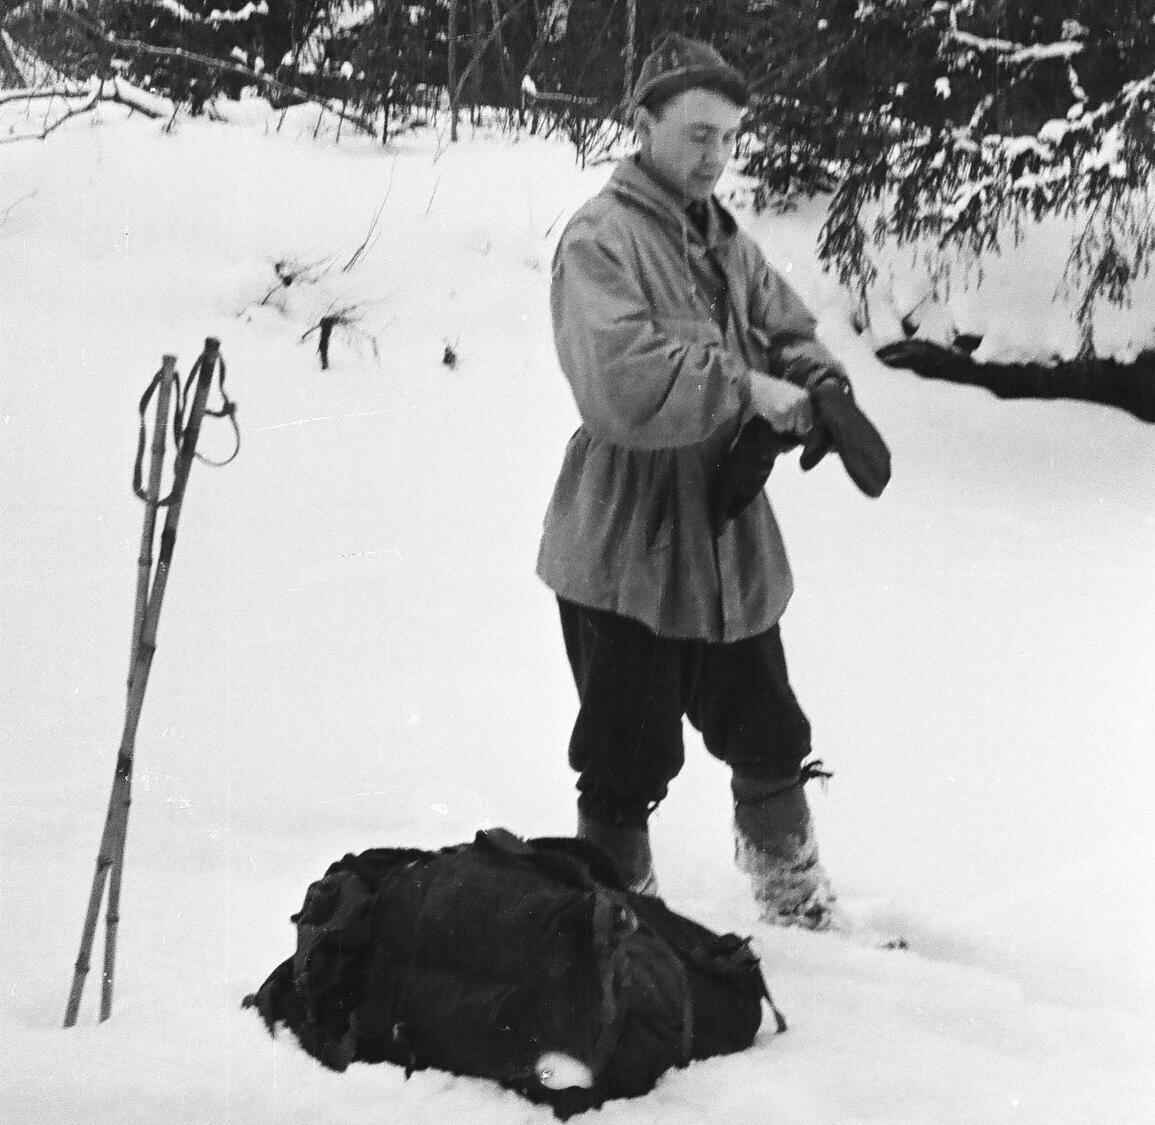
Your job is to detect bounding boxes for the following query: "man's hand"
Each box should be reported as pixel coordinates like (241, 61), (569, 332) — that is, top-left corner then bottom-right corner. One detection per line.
(711, 375), (814, 532)
(748, 373), (815, 437)
(711, 416), (797, 532)
(800, 380), (891, 498)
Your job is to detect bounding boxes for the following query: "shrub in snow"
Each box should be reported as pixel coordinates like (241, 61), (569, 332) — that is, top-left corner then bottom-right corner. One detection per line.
(240, 228), (385, 370)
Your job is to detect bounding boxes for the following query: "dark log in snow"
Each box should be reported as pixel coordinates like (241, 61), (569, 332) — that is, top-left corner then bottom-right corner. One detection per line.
(877, 339), (1155, 424)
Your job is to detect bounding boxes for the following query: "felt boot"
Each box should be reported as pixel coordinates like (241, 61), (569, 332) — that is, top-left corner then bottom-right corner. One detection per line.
(732, 765), (837, 930)
(576, 809), (658, 896)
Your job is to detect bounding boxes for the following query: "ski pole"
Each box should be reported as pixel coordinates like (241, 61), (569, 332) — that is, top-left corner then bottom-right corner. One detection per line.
(63, 353), (178, 1028)
(131, 355), (178, 656)
(64, 340), (223, 1027)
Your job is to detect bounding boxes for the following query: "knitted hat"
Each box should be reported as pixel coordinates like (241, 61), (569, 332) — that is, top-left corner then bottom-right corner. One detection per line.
(631, 33), (749, 112)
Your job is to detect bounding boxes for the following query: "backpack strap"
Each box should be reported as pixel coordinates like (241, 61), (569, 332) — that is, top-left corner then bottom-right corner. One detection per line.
(587, 890), (631, 1074)
(529, 835), (627, 890)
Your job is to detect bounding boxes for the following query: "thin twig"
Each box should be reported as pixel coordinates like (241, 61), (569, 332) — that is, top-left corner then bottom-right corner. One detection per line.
(1, 88), (98, 144)
(343, 163), (396, 273)
(0, 189), (37, 223)
(0, 84), (83, 105)
(544, 207), (566, 238)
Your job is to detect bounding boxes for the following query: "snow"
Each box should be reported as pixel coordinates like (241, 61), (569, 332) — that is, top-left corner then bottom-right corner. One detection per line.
(152, 0), (197, 22)
(946, 29), (1085, 65)
(207, 2), (270, 24)
(330, 1), (376, 33)
(108, 75), (177, 120)
(2, 103), (1154, 1123)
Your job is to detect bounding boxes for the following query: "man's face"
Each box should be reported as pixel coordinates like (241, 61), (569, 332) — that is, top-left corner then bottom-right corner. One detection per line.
(639, 88), (745, 202)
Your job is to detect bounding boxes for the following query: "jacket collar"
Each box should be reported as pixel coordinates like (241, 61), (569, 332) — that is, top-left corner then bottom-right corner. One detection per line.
(606, 154), (737, 250)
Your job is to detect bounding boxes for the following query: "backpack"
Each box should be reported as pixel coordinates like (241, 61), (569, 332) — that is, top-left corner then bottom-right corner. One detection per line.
(243, 828), (785, 1118)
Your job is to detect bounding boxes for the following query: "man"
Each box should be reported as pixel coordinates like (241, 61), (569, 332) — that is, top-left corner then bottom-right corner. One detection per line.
(537, 35), (890, 928)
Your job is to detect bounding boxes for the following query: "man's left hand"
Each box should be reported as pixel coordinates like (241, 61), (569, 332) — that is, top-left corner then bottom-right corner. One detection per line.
(801, 381), (891, 498)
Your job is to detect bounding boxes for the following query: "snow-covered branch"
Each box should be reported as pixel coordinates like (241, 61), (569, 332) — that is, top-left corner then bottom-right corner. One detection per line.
(150, 0), (198, 21)
(821, 39), (1155, 356)
(207, 1), (269, 25)
(0, 75), (172, 144)
(54, 9), (379, 137)
(0, 82), (84, 104)
(944, 28), (1085, 67)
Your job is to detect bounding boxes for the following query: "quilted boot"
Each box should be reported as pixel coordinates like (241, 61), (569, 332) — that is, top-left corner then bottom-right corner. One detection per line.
(732, 763), (837, 930)
(576, 808), (659, 896)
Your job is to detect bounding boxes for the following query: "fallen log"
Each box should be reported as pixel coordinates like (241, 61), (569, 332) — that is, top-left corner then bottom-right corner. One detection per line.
(877, 339), (1155, 424)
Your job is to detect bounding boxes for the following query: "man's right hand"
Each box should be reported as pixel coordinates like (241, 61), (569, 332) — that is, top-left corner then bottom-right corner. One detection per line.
(748, 372), (814, 437)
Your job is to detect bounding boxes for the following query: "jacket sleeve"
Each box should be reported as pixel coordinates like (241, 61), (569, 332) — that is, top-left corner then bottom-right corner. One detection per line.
(750, 250), (850, 391)
(550, 227), (753, 450)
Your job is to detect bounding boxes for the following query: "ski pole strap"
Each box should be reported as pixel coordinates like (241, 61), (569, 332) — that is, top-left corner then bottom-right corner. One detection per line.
(133, 366), (183, 505)
(132, 346), (240, 504)
(178, 353), (241, 468)
(201, 355), (240, 468)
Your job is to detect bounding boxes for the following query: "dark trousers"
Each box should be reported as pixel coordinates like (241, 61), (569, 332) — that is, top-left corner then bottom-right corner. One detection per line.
(558, 599), (812, 826)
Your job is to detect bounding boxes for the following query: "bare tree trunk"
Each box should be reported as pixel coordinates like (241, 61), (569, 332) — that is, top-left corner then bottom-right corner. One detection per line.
(624, 0), (637, 103)
(488, 0), (520, 114)
(469, 0), (484, 123)
(376, 1), (402, 143)
(449, 0), (529, 131)
(518, 0), (561, 131)
(0, 34), (24, 89)
(448, 0), (460, 141)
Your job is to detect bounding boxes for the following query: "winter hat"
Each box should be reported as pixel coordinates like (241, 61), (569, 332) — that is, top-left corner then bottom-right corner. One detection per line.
(631, 33), (749, 112)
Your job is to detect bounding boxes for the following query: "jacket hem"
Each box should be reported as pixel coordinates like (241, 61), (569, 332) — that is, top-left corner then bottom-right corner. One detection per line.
(537, 570), (789, 645)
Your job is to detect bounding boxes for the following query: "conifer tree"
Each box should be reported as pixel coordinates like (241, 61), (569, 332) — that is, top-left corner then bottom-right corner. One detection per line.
(738, 1), (1155, 355)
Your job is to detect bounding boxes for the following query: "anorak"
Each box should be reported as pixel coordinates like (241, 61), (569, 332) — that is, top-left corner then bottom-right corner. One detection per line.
(538, 156), (846, 642)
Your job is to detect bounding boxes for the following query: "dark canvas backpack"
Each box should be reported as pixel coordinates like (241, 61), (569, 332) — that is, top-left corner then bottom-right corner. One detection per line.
(243, 828), (785, 1117)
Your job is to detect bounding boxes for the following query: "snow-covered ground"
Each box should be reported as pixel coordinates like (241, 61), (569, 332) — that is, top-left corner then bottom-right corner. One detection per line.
(2, 102), (1153, 1123)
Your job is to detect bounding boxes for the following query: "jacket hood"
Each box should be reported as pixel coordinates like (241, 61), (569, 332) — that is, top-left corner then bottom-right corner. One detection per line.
(606, 155), (738, 250)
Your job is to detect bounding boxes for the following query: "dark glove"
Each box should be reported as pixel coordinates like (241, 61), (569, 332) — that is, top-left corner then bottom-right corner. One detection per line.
(711, 416), (800, 532)
(800, 381), (891, 498)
